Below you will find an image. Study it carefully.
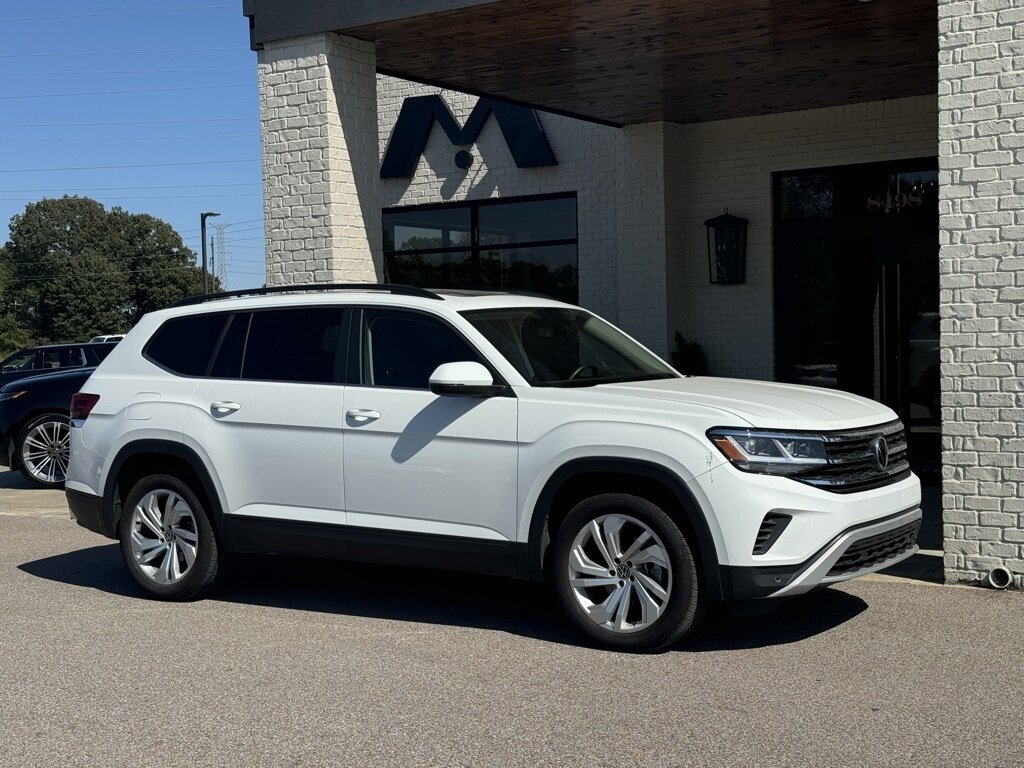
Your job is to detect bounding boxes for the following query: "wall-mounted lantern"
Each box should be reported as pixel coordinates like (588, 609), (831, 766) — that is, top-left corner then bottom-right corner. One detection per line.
(705, 209), (748, 285)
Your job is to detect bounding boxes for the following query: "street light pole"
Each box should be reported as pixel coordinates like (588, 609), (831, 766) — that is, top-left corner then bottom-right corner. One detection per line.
(200, 211), (220, 294)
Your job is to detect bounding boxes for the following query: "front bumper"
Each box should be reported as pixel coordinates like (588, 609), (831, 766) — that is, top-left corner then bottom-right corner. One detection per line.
(67, 489), (116, 538)
(720, 506), (922, 600)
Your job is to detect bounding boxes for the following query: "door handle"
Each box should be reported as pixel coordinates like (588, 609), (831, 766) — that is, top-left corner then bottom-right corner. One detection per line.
(210, 401), (240, 416)
(346, 408), (380, 423)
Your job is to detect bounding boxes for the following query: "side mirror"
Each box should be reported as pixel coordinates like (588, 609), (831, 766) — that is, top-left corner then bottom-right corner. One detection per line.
(429, 361), (506, 397)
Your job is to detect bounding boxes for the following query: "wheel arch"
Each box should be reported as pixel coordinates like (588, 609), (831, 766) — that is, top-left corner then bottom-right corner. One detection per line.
(103, 440), (228, 544)
(521, 458), (723, 600)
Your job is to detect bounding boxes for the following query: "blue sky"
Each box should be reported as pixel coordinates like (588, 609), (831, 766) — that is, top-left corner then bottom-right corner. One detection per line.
(0, 1), (264, 289)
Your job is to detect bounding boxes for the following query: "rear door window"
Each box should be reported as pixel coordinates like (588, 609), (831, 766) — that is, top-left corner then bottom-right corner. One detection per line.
(85, 345), (116, 365)
(241, 308), (347, 384)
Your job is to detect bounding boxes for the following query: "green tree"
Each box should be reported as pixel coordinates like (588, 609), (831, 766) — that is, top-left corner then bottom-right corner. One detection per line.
(1, 196), (215, 348)
(0, 248), (35, 356)
(107, 209), (209, 325)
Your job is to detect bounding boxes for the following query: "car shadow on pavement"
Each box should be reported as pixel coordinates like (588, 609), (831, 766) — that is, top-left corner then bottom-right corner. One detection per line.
(18, 545), (867, 652)
(0, 469), (32, 489)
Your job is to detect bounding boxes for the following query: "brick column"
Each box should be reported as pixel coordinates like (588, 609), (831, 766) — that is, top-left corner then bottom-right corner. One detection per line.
(258, 33), (382, 286)
(616, 123), (669, 355)
(939, 0), (1024, 588)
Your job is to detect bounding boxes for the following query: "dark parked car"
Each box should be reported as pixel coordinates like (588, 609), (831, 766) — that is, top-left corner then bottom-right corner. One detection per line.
(0, 366), (96, 489)
(0, 343), (117, 389)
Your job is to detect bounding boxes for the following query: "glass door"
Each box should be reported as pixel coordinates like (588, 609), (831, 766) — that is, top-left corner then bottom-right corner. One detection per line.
(773, 158), (939, 469)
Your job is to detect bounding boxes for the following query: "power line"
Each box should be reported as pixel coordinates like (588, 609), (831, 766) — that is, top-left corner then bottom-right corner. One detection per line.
(0, 68), (250, 75)
(0, 183), (259, 192)
(185, 225), (265, 241)
(0, 118), (254, 128)
(0, 83), (253, 100)
(1, 223), (265, 266)
(0, 193), (262, 200)
(5, 264), (209, 283)
(0, 47), (242, 58)
(0, 159), (257, 173)
(0, 135), (257, 142)
(1, 6), (235, 23)
(178, 218), (263, 235)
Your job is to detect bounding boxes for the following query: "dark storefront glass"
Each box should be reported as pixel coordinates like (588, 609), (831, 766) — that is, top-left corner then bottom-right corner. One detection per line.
(773, 158), (939, 475)
(383, 194), (578, 303)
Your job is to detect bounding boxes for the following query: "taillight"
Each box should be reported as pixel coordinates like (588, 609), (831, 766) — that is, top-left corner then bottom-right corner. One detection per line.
(70, 393), (100, 420)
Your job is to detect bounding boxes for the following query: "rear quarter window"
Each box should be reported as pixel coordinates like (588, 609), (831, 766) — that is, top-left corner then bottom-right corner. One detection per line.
(144, 313), (229, 376)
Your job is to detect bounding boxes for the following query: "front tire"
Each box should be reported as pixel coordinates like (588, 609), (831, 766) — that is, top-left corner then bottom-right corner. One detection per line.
(16, 412), (70, 489)
(552, 493), (703, 651)
(119, 474), (220, 600)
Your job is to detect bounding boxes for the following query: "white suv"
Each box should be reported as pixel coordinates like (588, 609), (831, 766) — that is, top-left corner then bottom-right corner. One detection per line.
(66, 285), (921, 651)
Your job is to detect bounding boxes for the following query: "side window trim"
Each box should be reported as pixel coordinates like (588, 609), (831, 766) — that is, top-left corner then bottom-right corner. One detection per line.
(205, 312), (251, 379)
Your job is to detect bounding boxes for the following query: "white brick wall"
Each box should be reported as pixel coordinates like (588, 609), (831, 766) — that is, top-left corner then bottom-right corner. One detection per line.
(665, 96), (938, 379)
(939, 0), (1024, 589)
(615, 123), (669, 352)
(259, 34), (381, 286)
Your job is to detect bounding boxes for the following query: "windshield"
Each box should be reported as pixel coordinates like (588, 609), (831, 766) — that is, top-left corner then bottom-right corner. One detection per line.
(1, 349), (34, 372)
(462, 307), (678, 387)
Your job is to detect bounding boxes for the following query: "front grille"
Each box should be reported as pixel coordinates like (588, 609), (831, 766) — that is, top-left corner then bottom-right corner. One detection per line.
(827, 519), (921, 577)
(795, 420), (911, 494)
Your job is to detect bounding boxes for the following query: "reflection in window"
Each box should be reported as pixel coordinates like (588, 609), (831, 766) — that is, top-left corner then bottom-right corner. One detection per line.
(383, 194), (578, 303)
(778, 173), (833, 220)
(242, 308), (346, 384)
(363, 310), (481, 390)
(463, 307), (675, 387)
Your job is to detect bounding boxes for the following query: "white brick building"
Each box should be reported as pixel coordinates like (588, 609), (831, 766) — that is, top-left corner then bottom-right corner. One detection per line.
(244, 0), (1024, 589)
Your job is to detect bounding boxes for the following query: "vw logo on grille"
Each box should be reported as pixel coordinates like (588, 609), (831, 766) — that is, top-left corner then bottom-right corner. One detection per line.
(871, 436), (890, 471)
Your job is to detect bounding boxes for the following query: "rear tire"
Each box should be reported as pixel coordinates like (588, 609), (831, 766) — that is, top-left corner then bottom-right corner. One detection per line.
(16, 412), (70, 489)
(118, 473), (220, 600)
(552, 493), (703, 652)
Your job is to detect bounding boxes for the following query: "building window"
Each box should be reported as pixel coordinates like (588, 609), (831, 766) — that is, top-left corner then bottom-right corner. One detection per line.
(383, 193), (578, 303)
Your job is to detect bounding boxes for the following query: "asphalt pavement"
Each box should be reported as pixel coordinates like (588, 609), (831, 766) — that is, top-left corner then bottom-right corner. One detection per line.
(1, 481), (1022, 767)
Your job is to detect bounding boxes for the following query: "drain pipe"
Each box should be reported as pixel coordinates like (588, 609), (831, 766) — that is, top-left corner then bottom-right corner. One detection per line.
(988, 566), (1013, 590)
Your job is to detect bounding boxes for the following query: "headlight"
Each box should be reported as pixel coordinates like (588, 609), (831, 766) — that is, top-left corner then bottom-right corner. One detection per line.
(707, 427), (827, 475)
(0, 391), (26, 402)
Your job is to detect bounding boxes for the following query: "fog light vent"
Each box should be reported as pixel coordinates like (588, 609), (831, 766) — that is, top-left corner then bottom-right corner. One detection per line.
(752, 513), (792, 555)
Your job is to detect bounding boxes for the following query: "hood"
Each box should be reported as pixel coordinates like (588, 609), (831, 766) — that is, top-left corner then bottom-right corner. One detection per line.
(1, 367), (96, 392)
(596, 376), (897, 431)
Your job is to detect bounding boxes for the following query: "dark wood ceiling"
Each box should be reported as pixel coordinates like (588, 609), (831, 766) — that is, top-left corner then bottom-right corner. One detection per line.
(344, 0), (937, 125)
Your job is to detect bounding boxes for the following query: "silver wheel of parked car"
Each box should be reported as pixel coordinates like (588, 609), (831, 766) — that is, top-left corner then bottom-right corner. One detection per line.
(20, 417), (70, 486)
(567, 513), (673, 633)
(128, 489), (200, 585)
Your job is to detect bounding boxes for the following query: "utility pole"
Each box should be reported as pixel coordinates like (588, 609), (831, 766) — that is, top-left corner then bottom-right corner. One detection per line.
(200, 211), (220, 294)
(213, 223), (228, 290)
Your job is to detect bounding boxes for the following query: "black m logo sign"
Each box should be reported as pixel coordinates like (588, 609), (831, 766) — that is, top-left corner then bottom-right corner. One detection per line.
(380, 95), (557, 179)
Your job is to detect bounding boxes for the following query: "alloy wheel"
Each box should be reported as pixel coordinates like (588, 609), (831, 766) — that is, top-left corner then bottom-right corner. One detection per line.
(21, 419), (70, 485)
(567, 513), (673, 633)
(128, 489), (200, 585)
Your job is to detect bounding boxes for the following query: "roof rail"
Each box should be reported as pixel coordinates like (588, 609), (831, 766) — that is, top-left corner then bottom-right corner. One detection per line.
(169, 282), (443, 308)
